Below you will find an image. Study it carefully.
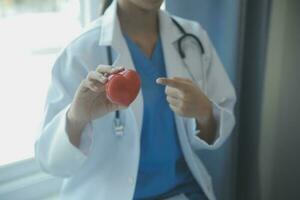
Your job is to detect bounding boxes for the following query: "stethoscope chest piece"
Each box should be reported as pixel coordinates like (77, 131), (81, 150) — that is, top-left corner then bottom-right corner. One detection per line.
(114, 116), (124, 136)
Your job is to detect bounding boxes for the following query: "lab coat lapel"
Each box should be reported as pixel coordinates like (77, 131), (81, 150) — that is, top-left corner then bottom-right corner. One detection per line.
(98, 1), (143, 134)
(159, 12), (208, 93)
(159, 11), (193, 134)
(159, 11), (191, 80)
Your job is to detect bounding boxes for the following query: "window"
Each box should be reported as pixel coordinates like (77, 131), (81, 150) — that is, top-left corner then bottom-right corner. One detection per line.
(0, 0), (83, 166)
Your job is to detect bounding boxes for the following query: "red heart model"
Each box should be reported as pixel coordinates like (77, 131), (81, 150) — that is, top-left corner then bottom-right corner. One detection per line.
(105, 69), (141, 107)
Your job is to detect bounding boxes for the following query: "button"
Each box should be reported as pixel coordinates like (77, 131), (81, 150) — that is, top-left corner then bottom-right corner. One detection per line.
(128, 177), (135, 185)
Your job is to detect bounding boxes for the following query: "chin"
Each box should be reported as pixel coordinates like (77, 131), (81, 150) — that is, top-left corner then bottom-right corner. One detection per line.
(134, 0), (164, 11)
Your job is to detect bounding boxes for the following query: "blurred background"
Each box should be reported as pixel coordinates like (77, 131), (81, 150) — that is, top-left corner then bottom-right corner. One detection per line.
(0, 0), (299, 199)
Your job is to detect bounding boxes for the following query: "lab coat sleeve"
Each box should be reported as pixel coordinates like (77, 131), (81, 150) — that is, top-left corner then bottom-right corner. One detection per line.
(188, 29), (237, 151)
(35, 48), (93, 178)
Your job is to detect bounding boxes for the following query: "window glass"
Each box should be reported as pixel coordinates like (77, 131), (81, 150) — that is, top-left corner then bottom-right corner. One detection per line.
(0, 0), (82, 166)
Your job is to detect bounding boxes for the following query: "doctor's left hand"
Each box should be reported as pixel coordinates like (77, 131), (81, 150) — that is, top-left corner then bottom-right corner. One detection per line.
(157, 77), (217, 143)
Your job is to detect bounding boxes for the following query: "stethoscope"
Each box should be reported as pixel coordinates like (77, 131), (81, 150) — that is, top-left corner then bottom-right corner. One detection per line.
(106, 18), (206, 136)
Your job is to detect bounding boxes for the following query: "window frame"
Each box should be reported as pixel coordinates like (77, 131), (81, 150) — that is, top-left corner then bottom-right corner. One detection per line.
(0, 158), (62, 199)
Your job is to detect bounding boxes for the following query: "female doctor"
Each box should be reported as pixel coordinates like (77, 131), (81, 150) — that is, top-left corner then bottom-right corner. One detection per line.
(35, 0), (236, 199)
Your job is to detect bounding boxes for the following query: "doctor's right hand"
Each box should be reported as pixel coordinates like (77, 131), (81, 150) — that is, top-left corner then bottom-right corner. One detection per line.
(67, 65), (124, 126)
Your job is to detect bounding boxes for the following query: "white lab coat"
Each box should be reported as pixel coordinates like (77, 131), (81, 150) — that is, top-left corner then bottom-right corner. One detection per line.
(35, 1), (236, 200)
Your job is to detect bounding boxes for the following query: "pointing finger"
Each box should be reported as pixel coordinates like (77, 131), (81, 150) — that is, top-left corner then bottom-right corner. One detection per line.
(173, 77), (193, 84)
(166, 96), (181, 107)
(165, 86), (183, 99)
(156, 77), (188, 91)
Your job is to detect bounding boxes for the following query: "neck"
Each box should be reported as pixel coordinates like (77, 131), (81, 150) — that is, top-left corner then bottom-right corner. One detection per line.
(117, 1), (159, 37)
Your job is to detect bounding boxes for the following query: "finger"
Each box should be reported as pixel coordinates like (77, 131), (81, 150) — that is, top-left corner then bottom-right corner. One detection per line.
(165, 86), (182, 99)
(169, 104), (183, 116)
(173, 77), (193, 84)
(81, 79), (97, 92)
(81, 79), (105, 93)
(87, 71), (107, 84)
(96, 65), (124, 75)
(166, 96), (181, 107)
(156, 77), (188, 91)
(111, 66), (125, 74)
(96, 65), (113, 73)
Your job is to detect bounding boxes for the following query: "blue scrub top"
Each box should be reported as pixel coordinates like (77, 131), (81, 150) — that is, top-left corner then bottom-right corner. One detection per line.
(124, 34), (203, 199)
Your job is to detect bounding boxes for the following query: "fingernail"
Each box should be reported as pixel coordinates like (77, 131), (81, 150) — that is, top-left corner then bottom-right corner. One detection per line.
(114, 66), (123, 71)
(111, 67), (122, 73)
(156, 78), (162, 84)
(100, 77), (107, 83)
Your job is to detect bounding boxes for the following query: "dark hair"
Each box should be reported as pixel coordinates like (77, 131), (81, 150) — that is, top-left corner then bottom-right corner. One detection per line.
(100, 0), (113, 15)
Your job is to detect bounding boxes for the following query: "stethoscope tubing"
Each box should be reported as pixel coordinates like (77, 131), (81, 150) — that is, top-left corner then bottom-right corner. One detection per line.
(106, 18), (206, 136)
